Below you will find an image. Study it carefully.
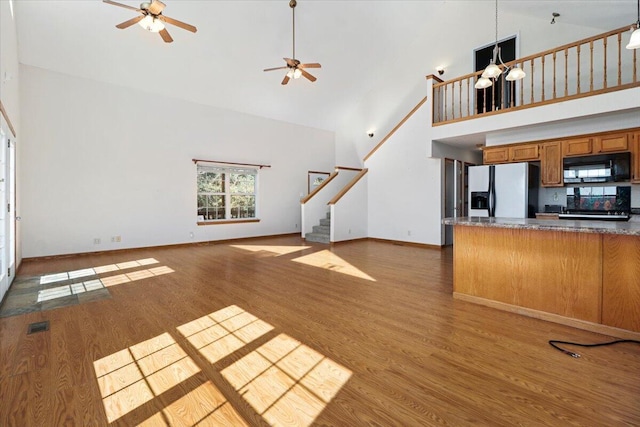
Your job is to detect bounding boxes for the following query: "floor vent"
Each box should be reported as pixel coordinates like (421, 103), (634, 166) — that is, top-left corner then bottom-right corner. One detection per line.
(27, 320), (50, 334)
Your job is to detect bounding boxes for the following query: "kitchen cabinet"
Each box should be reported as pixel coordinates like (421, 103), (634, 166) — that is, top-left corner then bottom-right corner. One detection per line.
(483, 146), (509, 164)
(484, 143), (539, 164)
(540, 141), (563, 187)
(562, 137), (593, 157)
(509, 144), (539, 162)
(602, 235), (640, 332)
(594, 132), (629, 153)
(631, 132), (640, 183)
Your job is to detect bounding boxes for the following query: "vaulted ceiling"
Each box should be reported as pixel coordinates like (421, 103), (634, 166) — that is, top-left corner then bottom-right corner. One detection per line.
(12, 1), (637, 132)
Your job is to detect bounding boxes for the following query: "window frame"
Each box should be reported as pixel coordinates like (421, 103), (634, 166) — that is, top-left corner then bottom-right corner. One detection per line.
(197, 164), (260, 225)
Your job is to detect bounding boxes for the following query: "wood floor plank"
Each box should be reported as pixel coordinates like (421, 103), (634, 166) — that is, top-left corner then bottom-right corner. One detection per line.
(2, 237), (639, 426)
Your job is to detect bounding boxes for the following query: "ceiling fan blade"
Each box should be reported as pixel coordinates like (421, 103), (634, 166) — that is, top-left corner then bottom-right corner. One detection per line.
(102, 0), (141, 12)
(299, 68), (317, 82)
(284, 58), (298, 67)
(160, 15), (197, 33)
(299, 63), (321, 69)
(281, 75), (290, 85)
(147, 0), (166, 15)
(264, 66), (288, 72)
(115, 15), (144, 29)
(159, 28), (173, 43)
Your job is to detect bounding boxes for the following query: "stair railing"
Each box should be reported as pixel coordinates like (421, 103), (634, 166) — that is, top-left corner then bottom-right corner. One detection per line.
(432, 24), (640, 125)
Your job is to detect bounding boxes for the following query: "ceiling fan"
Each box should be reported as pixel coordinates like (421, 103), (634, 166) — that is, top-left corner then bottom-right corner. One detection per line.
(264, 0), (321, 85)
(103, 0), (197, 43)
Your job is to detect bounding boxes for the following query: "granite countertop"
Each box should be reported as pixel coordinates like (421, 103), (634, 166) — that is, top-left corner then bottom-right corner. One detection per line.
(442, 216), (640, 236)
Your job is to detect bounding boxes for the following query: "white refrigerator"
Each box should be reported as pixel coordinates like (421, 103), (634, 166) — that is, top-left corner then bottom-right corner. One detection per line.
(468, 162), (539, 218)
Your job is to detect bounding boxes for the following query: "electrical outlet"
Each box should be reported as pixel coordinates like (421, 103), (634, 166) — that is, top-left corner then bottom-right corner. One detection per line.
(189, 232), (194, 239)
(111, 236), (122, 243)
(408, 230), (411, 236)
(94, 238), (101, 245)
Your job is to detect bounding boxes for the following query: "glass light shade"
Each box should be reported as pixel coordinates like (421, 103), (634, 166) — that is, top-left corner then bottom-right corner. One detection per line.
(481, 61), (502, 79)
(474, 77), (493, 89)
(293, 68), (302, 79)
(139, 15), (165, 32)
(505, 66), (526, 81)
(627, 27), (640, 49)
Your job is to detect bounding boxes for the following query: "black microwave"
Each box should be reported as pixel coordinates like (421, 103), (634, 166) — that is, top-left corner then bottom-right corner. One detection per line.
(563, 152), (631, 183)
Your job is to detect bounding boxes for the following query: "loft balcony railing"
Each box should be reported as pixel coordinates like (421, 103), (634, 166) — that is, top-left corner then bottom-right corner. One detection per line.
(432, 25), (640, 125)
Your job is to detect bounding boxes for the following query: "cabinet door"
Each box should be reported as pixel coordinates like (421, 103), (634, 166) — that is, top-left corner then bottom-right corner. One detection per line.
(562, 137), (593, 157)
(540, 142), (563, 187)
(632, 132), (640, 183)
(483, 147), (509, 164)
(602, 235), (640, 332)
(594, 132), (629, 153)
(509, 144), (539, 162)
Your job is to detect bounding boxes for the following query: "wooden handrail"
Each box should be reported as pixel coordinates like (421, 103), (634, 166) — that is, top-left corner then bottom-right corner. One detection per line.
(363, 96), (428, 162)
(300, 171), (338, 204)
(432, 24), (639, 125)
(0, 100), (17, 137)
(328, 169), (368, 205)
(335, 166), (363, 172)
(192, 159), (271, 169)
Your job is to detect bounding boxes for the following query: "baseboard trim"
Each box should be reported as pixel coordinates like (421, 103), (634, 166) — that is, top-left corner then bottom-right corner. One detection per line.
(367, 237), (443, 250)
(21, 233), (302, 262)
(453, 292), (640, 340)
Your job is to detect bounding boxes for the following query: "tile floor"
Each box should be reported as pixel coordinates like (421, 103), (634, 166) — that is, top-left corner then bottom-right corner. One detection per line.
(0, 274), (111, 318)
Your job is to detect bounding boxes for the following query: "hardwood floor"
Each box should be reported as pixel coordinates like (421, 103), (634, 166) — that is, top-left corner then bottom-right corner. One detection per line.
(1, 236), (639, 426)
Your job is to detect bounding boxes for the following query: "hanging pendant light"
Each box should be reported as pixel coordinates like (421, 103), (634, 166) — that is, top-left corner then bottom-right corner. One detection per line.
(627, 0), (640, 49)
(475, 0), (525, 89)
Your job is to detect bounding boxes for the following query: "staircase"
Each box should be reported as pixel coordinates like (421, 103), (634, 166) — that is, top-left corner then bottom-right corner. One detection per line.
(305, 211), (331, 244)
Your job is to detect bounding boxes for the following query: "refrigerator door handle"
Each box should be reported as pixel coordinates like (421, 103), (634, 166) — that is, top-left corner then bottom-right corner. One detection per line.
(488, 165), (496, 217)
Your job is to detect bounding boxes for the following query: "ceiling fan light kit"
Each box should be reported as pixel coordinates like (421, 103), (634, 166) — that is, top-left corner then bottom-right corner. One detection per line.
(628, 0), (640, 49)
(263, 0), (321, 85)
(475, 0), (526, 89)
(138, 15), (165, 32)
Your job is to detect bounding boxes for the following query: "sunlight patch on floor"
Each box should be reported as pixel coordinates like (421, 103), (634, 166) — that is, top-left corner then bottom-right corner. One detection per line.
(36, 266), (174, 303)
(221, 333), (352, 427)
(39, 258), (160, 285)
(94, 333), (200, 423)
(291, 250), (376, 281)
(231, 245), (312, 256)
(177, 305), (274, 364)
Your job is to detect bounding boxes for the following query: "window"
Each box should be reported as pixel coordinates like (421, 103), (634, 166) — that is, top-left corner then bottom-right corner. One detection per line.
(197, 165), (257, 222)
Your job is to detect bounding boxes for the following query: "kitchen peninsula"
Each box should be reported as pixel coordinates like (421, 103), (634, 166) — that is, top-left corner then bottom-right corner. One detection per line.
(442, 217), (640, 338)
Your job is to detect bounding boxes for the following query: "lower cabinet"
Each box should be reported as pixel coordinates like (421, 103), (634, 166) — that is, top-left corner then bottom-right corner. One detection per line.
(602, 235), (640, 332)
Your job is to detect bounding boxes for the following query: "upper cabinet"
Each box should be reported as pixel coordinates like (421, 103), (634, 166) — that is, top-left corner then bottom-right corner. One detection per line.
(562, 137), (593, 157)
(594, 133), (629, 154)
(482, 128), (639, 186)
(483, 147), (509, 164)
(510, 144), (540, 162)
(632, 132), (640, 184)
(484, 143), (539, 164)
(540, 142), (563, 187)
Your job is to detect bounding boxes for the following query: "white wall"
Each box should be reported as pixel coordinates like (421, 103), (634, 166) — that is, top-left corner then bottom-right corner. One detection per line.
(331, 173), (368, 242)
(366, 92), (442, 246)
(19, 65), (335, 258)
(334, 4), (611, 167)
(1, 0), (22, 270)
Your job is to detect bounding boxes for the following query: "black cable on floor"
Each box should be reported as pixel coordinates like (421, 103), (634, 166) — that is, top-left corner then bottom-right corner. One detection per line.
(548, 339), (640, 358)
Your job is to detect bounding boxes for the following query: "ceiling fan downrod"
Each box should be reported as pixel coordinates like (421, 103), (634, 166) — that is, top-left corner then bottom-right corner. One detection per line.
(290, 0), (297, 60)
